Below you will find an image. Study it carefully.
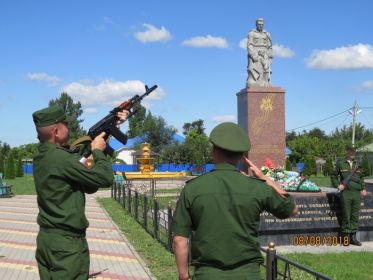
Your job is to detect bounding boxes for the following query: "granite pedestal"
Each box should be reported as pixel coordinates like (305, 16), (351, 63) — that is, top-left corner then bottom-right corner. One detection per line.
(259, 189), (373, 246)
(237, 86), (286, 167)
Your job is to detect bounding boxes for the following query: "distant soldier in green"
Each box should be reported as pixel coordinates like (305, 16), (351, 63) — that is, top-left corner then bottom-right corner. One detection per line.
(172, 122), (298, 280)
(331, 147), (367, 246)
(32, 105), (128, 279)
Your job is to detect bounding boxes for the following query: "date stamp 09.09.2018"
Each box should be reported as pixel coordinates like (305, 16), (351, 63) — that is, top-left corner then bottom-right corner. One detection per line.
(292, 235), (350, 246)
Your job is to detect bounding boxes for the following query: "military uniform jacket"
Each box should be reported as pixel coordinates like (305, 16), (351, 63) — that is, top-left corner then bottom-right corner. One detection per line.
(331, 159), (364, 191)
(33, 142), (114, 234)
(171, 163), (295, 268)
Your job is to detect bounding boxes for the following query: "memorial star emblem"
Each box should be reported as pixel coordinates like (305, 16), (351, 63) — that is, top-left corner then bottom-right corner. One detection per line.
(260, 97), (273, 112)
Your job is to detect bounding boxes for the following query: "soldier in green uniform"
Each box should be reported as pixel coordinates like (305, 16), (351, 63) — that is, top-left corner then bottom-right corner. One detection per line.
(32, 105), (128, 279)
(172, 122), (298, 280)
(331, 147), (367, 246)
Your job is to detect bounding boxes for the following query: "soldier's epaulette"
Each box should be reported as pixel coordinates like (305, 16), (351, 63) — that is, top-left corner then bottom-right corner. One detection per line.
(184, 177), (196, 184)
(247, 176), (266, 182)
(184, 173), (209, 184)
(56, 146), (79, 153)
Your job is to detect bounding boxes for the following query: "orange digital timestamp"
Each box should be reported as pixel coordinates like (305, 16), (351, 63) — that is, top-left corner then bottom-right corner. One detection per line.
(292, 235), (349, 246)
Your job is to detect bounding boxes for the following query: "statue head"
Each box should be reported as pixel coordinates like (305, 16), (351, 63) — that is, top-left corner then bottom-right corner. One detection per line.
(256, 18), (264, 32)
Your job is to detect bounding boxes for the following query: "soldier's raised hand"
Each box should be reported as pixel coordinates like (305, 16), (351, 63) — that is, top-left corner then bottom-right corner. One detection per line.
(91, 132), (107, 151)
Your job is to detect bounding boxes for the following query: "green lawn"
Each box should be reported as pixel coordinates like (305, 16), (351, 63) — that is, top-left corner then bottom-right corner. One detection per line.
(2, 175), (36, 195)
(279, 252), (373, 280)
(98, 197), (178, 280)
(308, 175), (332, 187)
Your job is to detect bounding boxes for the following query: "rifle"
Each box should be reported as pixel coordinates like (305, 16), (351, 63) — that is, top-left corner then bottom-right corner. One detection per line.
(342, 165), (361, 187)
(75, 84), (158, 156)
(335, 165), (361, 197)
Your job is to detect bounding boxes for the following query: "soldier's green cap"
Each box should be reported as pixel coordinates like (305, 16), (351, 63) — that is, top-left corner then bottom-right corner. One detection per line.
(32, 105), (73, 127)
(209, 122), (250, 152)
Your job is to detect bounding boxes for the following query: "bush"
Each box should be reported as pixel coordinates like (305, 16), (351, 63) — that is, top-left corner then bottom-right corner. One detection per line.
(323, 157), (334, 176)
(16, 156), (24, 177)
(5, 151), (15, 179)
(303, 156), (317, 176)
(286, 157), (293, 171)
(0, 152), (4, 176)
(361, 153), (371, 177)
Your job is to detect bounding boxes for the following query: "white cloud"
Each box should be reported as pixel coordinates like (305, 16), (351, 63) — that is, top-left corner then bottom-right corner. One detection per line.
(273, 44), (295, 58)
(212, 115), (237, 123)
(306, 43), (373, 69)
(239, 39), (294, 58)
(84, 107), (98, 114)
(134, 23), (171, 43)
(62, 80), (165, 108)
(352, 80), (373, 92)
(26, 72), (60, 86)
(182, 35), (229, 48)
(239, 38), (247, 49)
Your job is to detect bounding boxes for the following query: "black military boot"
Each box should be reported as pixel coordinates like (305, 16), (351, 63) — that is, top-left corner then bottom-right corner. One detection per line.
(350, 233), (362, 246)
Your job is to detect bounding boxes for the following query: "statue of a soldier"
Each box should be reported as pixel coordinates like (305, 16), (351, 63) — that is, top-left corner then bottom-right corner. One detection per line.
(247, 18), (273, 87)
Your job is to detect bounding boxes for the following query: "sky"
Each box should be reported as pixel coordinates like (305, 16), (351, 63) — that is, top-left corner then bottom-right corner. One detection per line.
(1, 0), (373, 147)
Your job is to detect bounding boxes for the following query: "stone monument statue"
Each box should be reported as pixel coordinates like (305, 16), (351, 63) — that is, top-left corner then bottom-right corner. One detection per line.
(246, 18), (272, 87)
(238, 17), (285, 167)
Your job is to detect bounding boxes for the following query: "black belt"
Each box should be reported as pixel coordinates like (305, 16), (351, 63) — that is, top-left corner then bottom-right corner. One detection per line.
(40, 227), (86, 238)
(194, 259), (261, 271)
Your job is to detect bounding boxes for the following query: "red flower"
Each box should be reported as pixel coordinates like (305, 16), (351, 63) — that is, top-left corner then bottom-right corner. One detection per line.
(264, 158), (275, 169)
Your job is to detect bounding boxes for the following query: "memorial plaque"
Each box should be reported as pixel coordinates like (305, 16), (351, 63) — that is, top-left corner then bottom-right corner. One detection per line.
(259, 191), (373, 246)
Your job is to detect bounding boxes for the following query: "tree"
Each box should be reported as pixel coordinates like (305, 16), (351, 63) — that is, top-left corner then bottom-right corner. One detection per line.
(323, 157), (334, 177)
(285, 157), (293, 171)
(184, 130), (212, 167)
(49, 92), (86, 142)
(0, 151), (4, 176)
(287, 135), (321, 163)
(308, 128), (327, 139)
(16, 156), (24, 177)
(128, 103), (146, 138)
(182, 119), (205, 135)
(158, 142), (188, 164)
(18, 143), (38, 159)
(5, 151), (15, 179)
(331, 123), (373, 147)
(361, 153), (371, 177)
(0, 141), (10, 157)
(141, 113), (176, 153)
(303, 156), (317, 176)
(286, 131), (297, 142)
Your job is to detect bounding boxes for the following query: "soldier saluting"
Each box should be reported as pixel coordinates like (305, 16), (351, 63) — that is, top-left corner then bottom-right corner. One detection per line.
(172, 122), (298, 280)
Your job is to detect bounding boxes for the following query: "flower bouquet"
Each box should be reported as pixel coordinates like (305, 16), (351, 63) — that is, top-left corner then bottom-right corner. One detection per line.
(261, 159), (320, 192)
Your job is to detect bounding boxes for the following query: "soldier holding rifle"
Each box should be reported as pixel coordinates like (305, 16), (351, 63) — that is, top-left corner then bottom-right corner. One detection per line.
(331, 146), (367, 246)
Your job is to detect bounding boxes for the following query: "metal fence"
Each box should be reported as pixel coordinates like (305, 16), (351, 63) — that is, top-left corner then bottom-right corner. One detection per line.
(261, 243), (334, 280)
(112, 180), (174, 250)
(111, 180), (334, 280)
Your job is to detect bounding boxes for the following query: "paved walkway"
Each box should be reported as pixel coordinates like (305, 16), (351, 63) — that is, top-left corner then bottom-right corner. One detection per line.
(0, 191), (154, 280)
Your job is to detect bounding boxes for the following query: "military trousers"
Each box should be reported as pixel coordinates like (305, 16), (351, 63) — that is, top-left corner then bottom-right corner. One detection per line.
(192, 262), (261, 280)
(340, 189), (362, 233)
(35, 230), (89, 280)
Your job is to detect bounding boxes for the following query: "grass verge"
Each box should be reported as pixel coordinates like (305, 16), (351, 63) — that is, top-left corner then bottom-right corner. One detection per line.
(2, 175), (36, 195)
(280, 251), (373, 280)
(97, 197), (178, 280)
